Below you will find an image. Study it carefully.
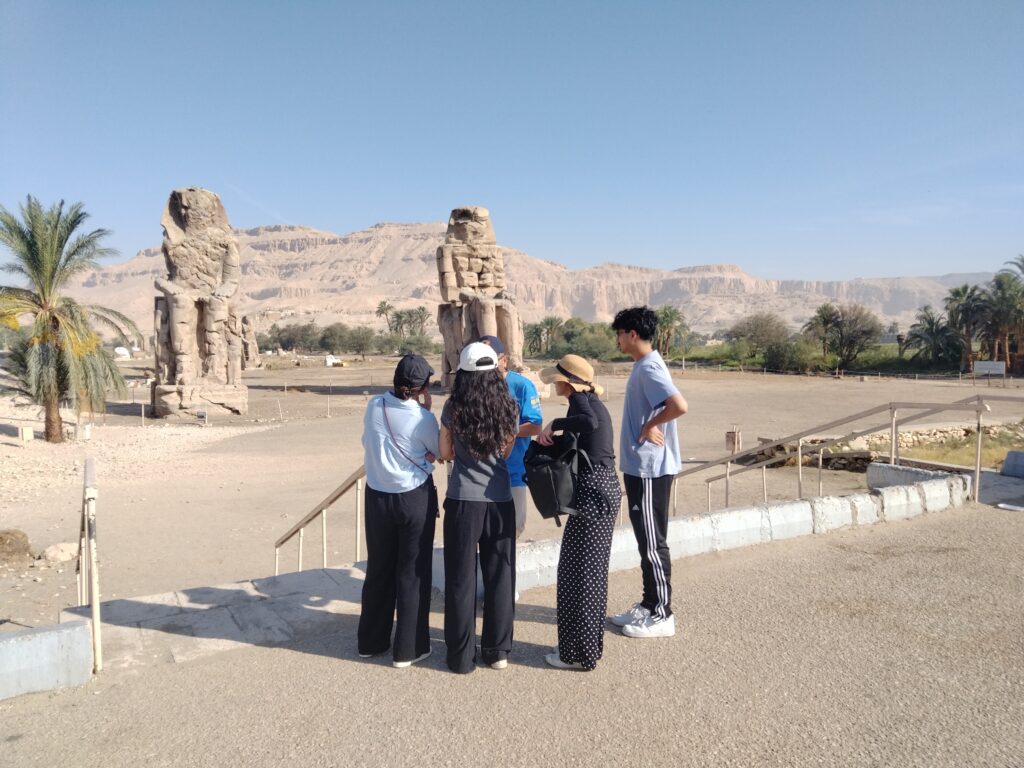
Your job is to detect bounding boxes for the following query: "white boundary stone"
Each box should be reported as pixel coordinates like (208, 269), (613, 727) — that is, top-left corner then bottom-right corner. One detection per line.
(848, 493), (882, 526)
(710, 507), (768, 551)
(918, 479), (951, 513)
(0, 621), (92, 701)
(666, 514), (715, 558)
(810, 496), (854, 533)
(763, 500), (814, 541)
(877, 485), (917, 521)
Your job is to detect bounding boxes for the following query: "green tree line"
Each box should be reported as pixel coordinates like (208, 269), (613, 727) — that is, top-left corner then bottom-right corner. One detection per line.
(257, 319), (439, 359)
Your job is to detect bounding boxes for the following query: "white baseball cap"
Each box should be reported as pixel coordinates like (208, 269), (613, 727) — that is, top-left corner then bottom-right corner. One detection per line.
(459, 342), (498, 372)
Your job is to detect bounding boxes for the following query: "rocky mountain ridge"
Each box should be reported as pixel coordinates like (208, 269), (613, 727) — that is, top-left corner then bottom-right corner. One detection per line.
(66, 221), (993, 336)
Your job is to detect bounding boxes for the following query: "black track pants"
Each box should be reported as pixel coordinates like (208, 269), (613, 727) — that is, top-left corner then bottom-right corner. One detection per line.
(624, 473), (674, 619)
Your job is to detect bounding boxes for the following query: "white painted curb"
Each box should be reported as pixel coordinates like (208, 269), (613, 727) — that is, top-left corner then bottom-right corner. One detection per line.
(479, 467), (970, 597)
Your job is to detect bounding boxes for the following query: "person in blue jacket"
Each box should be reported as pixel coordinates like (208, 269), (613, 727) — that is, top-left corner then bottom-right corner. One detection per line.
(478, 336), (542, 540)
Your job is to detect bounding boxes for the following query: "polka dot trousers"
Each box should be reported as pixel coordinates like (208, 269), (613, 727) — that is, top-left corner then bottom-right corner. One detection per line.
(556, 465), (621, 671)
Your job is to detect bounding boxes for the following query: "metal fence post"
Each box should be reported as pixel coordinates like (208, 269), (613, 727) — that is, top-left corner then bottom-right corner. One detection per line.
(797, 439), (803, 499)
(974, 409), (983, 501)
(355, 478), (364, 562)
(889, 406), (898, 465)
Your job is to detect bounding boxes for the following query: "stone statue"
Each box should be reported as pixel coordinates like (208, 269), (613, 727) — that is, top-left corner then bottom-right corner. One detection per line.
(436, 207), (524, 388)
(239, 314), (263, 370)
(152, 188), (248, 416)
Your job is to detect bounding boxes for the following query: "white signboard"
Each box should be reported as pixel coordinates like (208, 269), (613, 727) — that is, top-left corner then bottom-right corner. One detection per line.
(973, 361), (1006, 376)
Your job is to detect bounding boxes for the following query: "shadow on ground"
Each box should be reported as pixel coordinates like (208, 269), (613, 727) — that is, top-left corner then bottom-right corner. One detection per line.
(63, 566), (558, 674)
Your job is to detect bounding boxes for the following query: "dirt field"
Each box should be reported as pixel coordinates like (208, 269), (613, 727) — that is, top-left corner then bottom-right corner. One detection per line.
(2, 356), (1022, 633)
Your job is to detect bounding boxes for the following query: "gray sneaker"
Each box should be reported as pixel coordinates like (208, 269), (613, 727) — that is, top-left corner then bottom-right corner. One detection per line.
(622, 613), (676, 638)
(609, 602), (651, 627)
(544, 652), (584, 670)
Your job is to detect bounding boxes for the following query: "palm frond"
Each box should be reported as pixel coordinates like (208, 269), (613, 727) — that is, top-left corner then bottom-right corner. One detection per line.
(81, 302), (142, 343)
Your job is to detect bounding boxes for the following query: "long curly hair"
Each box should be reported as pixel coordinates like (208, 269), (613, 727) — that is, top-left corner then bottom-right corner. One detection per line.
(448, 368), (518, 460)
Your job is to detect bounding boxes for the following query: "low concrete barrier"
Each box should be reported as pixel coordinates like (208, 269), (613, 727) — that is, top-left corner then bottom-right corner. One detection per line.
(505, 467), (973, 596)
(0, 621), (92, 702)
(427, 467), (973, 595)
(1002, 451), (1024, 479)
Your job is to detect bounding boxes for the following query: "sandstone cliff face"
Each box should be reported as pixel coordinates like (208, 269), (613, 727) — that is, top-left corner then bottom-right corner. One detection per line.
(66, 222), (991, 335)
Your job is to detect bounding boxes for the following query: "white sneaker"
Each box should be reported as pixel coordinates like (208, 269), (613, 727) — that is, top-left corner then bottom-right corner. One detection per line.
(489, 658), (508, 670)
(392, 649), (431, 668)
(622, 613), (675, 638)
(545, 652), (584, 670)
(609, 602), (650, 627)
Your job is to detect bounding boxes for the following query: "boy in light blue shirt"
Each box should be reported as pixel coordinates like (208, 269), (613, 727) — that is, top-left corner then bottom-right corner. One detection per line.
(610, 307), (688, 639)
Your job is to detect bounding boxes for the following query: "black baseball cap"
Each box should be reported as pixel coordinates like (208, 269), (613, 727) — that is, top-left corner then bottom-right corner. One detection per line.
(394, 354), (433, 390)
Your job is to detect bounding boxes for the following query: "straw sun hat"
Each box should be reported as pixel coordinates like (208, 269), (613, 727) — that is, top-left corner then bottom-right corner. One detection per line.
(539, 354), (604, 396)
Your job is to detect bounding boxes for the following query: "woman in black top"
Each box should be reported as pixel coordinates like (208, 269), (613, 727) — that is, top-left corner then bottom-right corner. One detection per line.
(537, 354), (622, 671)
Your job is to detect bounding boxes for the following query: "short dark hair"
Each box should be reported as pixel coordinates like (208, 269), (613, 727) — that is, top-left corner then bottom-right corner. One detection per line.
(611, 306), (657, 341)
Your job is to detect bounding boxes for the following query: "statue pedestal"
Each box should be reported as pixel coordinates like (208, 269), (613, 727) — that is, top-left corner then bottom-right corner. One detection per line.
(152, 383), (248, 417)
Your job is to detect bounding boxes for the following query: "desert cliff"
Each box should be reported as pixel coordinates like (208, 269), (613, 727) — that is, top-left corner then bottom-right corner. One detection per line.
(67, 221), (993, 335)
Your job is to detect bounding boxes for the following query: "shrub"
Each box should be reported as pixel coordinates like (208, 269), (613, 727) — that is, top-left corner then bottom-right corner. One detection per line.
(763, 340), (818, 373)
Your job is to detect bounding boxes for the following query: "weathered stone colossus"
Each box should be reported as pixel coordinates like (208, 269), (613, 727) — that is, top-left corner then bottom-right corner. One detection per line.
(436, 206), (524, 386)
(153, 187), (248, 416)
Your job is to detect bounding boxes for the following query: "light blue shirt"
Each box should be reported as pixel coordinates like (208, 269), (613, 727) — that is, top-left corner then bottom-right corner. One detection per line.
(362, 392), (440, 494)
(619, 350), (682, 478)
(505, 370), (542, 487)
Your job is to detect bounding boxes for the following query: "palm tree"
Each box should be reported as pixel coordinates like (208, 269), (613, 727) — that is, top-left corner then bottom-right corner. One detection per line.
(944, 284), (986, 372)
(539, 315), (564, 354)
(654, 305), (684, 356)
(802, 303), (841, 359)
(524, 323), (544, 356)
(905, 306), (962, 366)
(390, 309), (410, 339)
(1000, 254), (1024, 282)
(0, 196), (139, 442)
(409, 306), (431, 336)
(980, 273), (1023, 368)
(375, 299), (394, 332)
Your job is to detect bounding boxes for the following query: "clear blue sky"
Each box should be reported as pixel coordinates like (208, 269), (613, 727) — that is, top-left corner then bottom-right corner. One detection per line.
(1, 1), (1021, 280)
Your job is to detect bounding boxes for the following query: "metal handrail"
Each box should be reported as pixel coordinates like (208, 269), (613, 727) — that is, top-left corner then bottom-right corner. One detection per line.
(274, 466), (366, 576)
(671, 397), (1024, 514)
(76, 458), (102, 673)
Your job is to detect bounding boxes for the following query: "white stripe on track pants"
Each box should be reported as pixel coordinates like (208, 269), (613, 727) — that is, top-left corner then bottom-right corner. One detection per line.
(624, 474), (674, 619)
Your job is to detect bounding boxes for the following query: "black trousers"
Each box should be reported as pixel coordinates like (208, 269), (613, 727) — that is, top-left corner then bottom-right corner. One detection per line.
(624, 474), (674, 619)
(442, 497), (516, 674)
(357, 479), (436, 662)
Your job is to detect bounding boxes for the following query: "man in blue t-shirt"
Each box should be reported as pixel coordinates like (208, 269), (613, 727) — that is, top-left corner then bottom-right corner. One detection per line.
(609, 307), (688, 639)
(479, 335), (542, 539)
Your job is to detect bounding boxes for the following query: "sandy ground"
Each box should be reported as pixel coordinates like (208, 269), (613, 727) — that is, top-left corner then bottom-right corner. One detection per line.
(2, 358), (1022, 633)
(1, 504), (1021, 768)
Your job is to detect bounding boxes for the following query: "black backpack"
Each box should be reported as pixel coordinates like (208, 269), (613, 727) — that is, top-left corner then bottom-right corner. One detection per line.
(523, 433), (593, 527)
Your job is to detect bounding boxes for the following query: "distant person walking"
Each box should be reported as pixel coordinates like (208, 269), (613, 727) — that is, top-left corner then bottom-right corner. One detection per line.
(440, 342), (520, 673)
(610, 306), (688, 638)
(478, 335), (543, 541)
(536, 354), (621, 670)
(358, 354), (440, 667)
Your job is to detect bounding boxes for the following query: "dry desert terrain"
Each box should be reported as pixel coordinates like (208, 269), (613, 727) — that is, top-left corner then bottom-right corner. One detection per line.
(2, 357), (1022, 632)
